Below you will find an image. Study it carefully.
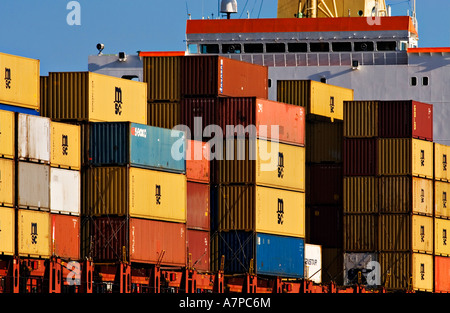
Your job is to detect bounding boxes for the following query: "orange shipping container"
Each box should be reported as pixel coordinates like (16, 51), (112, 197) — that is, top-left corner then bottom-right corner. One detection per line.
(186, 229), (210, 272)
(435, 256), (450, 293)
(51, 214), (80, 260)
(186, 140), (210, 183)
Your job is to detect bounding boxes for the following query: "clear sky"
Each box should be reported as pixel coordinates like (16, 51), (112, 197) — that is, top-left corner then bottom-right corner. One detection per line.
(0, 0), (449, 75)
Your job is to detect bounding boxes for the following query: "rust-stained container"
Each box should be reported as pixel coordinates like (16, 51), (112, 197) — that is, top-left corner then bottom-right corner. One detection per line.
(186, 140), (210, 183)
(187, 182), (210, 231)
(143, 56), (181, 102)
(0, 206), (15, 255)
(18, 113), (51, 164)
(344, 214), (377, 252)
(18, 162), (50, 211)
(343, 101), (378, 138)
(306, 120), (343, 163)
(277, 80), (354, 121)
(378, 214), (433, 254)
(378, 177), (433, 216)
(212, 185), (305, 238)
(186, 229), (210, 272)
(46, 72), (147, 123)
(306, 206), (342, 248)
(0, 109), (15, 159)
(343, 177), (378, 214)
(434, 143), (450, 182)
(147, 102), (181, 130)
(306, 164), (343, 206)
(17, 209), (51, 258)
(0, 52), (40, 110)
(435, 218), (450, 257)
(380, 252), (433, 292)
(435, 181), (450, 219)
(435, 256), (450, 293)
(343, 138), (377, 176)
(214, 138), (305, 191)
(378, 100), (433, 142)
(181, 56), (268, 99)
(50, 121), (81, 170)
(378, 138), (433, 179)
(0, 158), (15, 208)
(51, 214), (80, 260)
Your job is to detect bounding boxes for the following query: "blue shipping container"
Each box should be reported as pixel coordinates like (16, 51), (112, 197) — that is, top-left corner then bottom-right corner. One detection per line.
(217, 231), (305, 278)
(88, 122), (186, 173)
(0, 103), (40, 116)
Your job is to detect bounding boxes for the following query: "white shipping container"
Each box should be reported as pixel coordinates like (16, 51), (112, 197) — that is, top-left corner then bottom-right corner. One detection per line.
(18, 114), (50, 163)
(344, 253), (379, 286)
(18, 162), (50, 210)
(304, 244), (322, 284)
(50, 168), (80, 215)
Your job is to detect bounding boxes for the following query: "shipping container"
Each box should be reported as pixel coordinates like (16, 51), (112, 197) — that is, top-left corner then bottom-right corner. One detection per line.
(180, 97), (217, 142)
(306, 120), (343, 163)
(0, 52), (40, 110)
(0, 206), (15, 255)
(51, 214), (80, 260)
(143, 55), (182, 102)
(435, 256), (450, 293)
(40, 76), (48, 112)
(181, 56), (268, 99)
(17, 113), (50, 163)
(378, 214), (433, 253)
(0, 103), (39, 116)
(17, 209), (50, 258)
(378, 100), (433, 142)
(344, 253), (379, 286)
(186, 182), (210, 231)
(186, 229), (210, 272)
(343, 138), (377, 176)
(380, 252), (433, 292)
(435, 181), (450, 219)
(87, 122), (186, 173)
(343, 101), (378, 138)
(306, 164), (343, 205)
(435, 218), (450, 257)
(0, 109), (14, 159)
(214, 138), (305, 191)
(83, 166), (186, 223)
(306, 206), (342, 248)
(304, 244), (322, 284)
(50, 168), (80, 215)
(343, 177), (378, 214)
(277, 80), (354, 121)
(378, 176), (433, 216)
(322, 248), (344, 285)
(344, 214), (377, 252)
(18, 162), (50, 210)
(0, 158), (14, 208)
(45, 72), (147, 123)
(212, 231), (304, 278)
(378, 138), (433, 179)
(434, 142), (450, 182)
(147, 102), (181, 130)
(50, 121), (81, 170)
(186, 140), (210, 183)
(212, 185), (305, 238)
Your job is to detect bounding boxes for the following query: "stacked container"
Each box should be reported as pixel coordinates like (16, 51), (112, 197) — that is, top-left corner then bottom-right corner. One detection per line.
(343, 100), (435, 292)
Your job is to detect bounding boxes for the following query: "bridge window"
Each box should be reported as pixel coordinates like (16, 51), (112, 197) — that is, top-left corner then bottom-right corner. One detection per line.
(422, 77), (429, 86)
(200, 44), (219, 54)
(222, 44), (242, 54)
(288, 43), (307, 53)
(411, 77), (417, 86)
(332, 42), (352, 52)
(354, 42), (374, 52)
(377, 41), (397, 51)
(266, 43), (286, 53)
(310, 42), (330, 52)
(244, 43), (263, 53)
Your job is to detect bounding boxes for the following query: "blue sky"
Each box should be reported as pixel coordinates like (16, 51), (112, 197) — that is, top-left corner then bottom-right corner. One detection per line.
(0, 0), (449, 75)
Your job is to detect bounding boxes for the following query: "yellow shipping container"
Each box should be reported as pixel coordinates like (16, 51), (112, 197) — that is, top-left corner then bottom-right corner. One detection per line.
(83, 166), (186, 223)
(0, 158), (14, 207)
(378, 138), (433, 179)
(343, 101), (378, 138)
(0, 206), (15, 255)
(435, 218), (450, 257)
(0, 110), (14, 159)
(0, 52), (40, 110)
(17, 209), (50, 258)
(344, 177), (378, 214)
(435, 181), (450, 219)
(434, 142), (450, 182)
(411, 253), (434, 292)
(46, 72), (147, 123)
(216, 185), (305, 238)
(50, 121), (81, 170)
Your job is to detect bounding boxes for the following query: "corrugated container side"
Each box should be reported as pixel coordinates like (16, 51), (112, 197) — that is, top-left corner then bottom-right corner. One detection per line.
(186, 182), (210, 231)
(40, 76), (48, 117)
(435, 218), (450, 257)
(434, 143), (450, 182)
(0, 109), (15, 159)
(18, 114), (51, 163)
(50, 121), (81, 170)
(344, 214), (377, 252)
(17, 209), (51, 258)
(277, 80), (310, 109)
(18, 162), (50, 210)
(180, 97), (217, 142)
(343, 177), (378, 214)
(435, 256), (450, 293)
(343, 138), (377, 176)
(186, 140), (210, 183)
(321, 248), (344, 285)
(143, 56), (181, 102)
(51, 214), (80, 260)
(343, 101), (378, 138)
(0, 206), (15, 255)
(186, 229), (210, 272)
(50, 168), (80, 215)
(435, 181), (450, 219)
(147, 102), (181, 130)
(306, 164), (343, 205)
(0, 158), (15, 208)
(181, 55), (218, 97)
(306, 206), (342, 248)
(306, 120), (343, 163)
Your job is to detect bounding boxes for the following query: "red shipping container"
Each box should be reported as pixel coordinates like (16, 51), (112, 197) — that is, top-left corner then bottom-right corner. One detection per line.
(181, 98), (217, 142)
(343, 138), (377, 176)
(181, 55), (268, 99)
(186, 140), (210, 183)
(306, 164), (343, 206)
(51, 214), (80, 260)
(187, 182), (210, 231)
(378, 100), (433, 142)
(435, 256), (450, 293)
(186, 229), (210, 272)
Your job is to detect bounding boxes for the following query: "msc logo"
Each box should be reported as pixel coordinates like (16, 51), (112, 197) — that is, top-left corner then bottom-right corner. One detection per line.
(420, 189), (425, 203)
(155, 185), (161, 205)
(114, 87), (123, 115)
(444, 229), (447, 246)
(62, 134), (69, 156)
(420, 150), (425, 166)
(444, 191), (447, 209)
(5, 68), (11, 89)
(31, 223), (38, 244)
(420, 263), (425, 280)
(330, 96), (335, 113)
(444, 154), (447, 171)
(277, 198), (284, 225)
(277, 152), (284, 178)
(420, 225), (425, 243)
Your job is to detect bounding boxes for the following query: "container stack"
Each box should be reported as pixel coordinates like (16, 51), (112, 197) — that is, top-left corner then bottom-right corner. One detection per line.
(343, 100), (435, 292)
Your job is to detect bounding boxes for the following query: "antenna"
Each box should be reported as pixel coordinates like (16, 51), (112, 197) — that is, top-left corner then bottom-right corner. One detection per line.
(220, 0), (238, 19)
